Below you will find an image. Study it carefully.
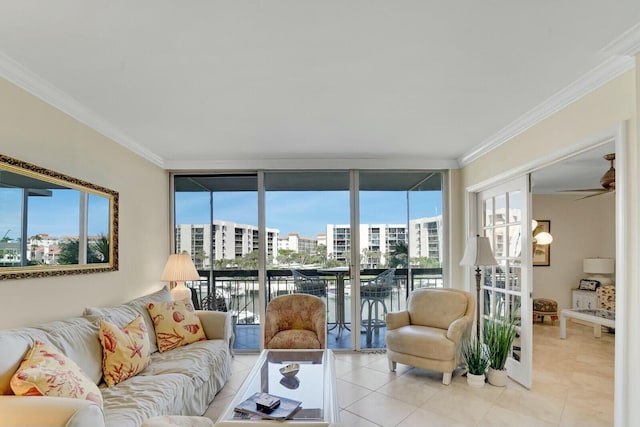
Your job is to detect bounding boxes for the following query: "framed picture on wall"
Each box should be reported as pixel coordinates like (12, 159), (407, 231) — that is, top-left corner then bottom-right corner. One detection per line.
(533, 220), (551, 267)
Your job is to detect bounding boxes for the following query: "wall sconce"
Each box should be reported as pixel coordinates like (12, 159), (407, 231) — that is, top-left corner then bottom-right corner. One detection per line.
(532, 219), (553, 246)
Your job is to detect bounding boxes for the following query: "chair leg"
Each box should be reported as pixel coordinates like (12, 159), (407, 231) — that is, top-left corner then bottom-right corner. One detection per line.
(388, 359), (396, 372)
(442, 372), (452, 385)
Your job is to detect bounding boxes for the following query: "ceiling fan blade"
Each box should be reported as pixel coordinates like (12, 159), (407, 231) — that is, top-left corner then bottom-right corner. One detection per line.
(575, 190), (615, 200)
(558, 188), (607, 193)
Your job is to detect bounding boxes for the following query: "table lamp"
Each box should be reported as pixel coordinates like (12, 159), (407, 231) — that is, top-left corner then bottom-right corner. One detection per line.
(460, 234), (498, 338)
(161, 253), (201, 301)
(583, 257), (615, 286)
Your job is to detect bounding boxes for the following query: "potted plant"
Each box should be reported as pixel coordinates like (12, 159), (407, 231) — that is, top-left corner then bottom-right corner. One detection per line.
(483, 317), (517, 387)
(460, 335), (489, 388)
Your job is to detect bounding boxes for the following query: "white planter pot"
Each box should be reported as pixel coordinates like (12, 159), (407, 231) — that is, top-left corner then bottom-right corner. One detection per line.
(467, 372), (486, 388)
(487, 367), (508, 387)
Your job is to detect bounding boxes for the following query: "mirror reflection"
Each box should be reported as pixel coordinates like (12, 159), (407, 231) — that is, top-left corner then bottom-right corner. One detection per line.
(0, 155), (118, 279)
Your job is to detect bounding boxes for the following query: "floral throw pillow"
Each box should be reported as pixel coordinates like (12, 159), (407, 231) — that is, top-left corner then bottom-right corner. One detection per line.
(10, 340), (103, 407)
(99, 315), (151, 387)
(147, 299), (206, 352)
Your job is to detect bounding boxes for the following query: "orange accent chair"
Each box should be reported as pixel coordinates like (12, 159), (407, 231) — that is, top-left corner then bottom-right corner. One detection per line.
(264, 294), (326, 349)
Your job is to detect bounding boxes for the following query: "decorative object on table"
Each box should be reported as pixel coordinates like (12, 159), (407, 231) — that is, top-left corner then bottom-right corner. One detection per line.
(161, 253), (201, 301)
(483, 316), (517, 387)
(583, 257), (615, 286)
(460, 234), (498, 338)
(460, 335), (489, 388)
(532, 298), (559, 324)
(578, 279), (601, 291)
(279, 363), (300, 378)
(532, 220), (553, 266)
(234, 392), (302, 420)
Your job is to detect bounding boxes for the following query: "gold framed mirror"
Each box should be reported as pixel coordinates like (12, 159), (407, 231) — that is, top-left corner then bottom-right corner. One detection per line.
(0, 155), (118, 279)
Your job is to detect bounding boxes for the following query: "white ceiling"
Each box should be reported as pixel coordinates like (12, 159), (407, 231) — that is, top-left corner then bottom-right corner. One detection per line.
(0, 2), (639, 176)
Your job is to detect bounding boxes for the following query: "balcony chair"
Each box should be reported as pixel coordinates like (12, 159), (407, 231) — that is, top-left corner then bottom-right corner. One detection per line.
(264, 294), (326, 349)
(291, 269), (327, 297)
(360, 268), (396, 346)
(385, 288), (475, 385)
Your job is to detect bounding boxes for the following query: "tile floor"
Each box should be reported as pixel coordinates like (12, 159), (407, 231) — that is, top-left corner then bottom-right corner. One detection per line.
(204, 320), (614, 426)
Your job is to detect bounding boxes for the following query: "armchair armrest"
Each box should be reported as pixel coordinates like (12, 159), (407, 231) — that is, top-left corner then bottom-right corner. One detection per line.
(0, 396), (104, 427)
(446, 317), (471, 342)
(386, 311), (410, 331)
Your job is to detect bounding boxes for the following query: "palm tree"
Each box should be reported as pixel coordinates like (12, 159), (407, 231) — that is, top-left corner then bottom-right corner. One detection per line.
(388, 242), (408, 268)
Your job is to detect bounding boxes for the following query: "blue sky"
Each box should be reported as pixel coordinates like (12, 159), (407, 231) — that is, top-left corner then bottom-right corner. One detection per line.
(175, 190), (442, 237)
(1, 188), (441, 241)
(0, 189), (109, 239)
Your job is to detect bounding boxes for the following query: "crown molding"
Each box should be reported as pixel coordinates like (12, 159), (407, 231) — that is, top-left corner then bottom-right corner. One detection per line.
(165, 157), (459, 171)
(601, 22), (640, 56)
(0, 52), (166, 168)
(457, 54), (635, 167)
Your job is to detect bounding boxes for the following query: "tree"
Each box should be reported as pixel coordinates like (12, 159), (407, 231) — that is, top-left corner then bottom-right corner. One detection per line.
(387, 242), (408, 268)
(88, 234), (109, 263)
(58, 239), (79, 265)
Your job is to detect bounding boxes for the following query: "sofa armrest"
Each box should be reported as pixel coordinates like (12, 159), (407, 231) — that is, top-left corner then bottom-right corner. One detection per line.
(0, 396), (104, 427)
(386, 311), (410, 330)
(196, 310), (232, 341)
(446, 317), (471, 342)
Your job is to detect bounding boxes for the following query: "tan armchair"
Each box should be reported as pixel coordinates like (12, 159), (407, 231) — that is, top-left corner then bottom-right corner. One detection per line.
(385, 288), (475, 385)
(264, 294), (326, 349)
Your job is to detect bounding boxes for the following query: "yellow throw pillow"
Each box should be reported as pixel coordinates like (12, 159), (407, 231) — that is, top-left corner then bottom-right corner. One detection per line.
(99, 315), (151, 387)
(10, 340), (103, 407)
(147, 299), (206, 352)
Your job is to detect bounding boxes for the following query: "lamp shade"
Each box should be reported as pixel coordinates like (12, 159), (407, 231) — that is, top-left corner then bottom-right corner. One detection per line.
(583, 258), (615, 274)
(161, 254), (200, 282)
(460, 235), (498, 267)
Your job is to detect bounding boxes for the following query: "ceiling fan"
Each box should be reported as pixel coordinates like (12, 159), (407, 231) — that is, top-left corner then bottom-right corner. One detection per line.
(560, 153), (615, 199)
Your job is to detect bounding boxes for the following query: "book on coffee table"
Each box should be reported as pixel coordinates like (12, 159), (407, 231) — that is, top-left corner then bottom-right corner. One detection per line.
(234, 392), (302, 420)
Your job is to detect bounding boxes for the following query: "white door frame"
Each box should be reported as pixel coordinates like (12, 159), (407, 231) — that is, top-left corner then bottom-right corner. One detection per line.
(462, 123), (627, 420)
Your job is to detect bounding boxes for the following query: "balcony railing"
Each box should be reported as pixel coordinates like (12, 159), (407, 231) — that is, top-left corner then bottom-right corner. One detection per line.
(190, 268), (443, 327)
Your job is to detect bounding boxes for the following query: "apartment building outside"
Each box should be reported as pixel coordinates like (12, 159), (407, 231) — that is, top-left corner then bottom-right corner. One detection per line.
(327, 215), (443, 268)
(175, 221), (279, 269)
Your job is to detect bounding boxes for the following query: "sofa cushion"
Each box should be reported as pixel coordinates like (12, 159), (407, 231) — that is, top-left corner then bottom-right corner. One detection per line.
(84, 286), (172, 354)
(147, 299), (206, 352)
(99, 316), (151, 387)
(0, 328), (49, 395)
(386, 325), (456, 361)
(408, 289), (468, 329)
(40, 316), (104, 385)
(101, 373), (191, 427)
(10, 340), (103, 407)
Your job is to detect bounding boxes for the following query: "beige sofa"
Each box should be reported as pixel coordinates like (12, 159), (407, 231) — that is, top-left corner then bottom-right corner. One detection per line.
(385, 288), (474, 385)
(0, 287), (233, 427)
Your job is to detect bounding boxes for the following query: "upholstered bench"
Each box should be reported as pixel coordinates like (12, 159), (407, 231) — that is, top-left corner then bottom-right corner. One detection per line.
(533, 298), (558, 324)
(142, 416), (214, 427)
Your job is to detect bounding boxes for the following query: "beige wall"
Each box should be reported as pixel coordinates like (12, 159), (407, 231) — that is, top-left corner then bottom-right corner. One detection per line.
(0, 78), (170, 329)
(532, 194), (615, 310)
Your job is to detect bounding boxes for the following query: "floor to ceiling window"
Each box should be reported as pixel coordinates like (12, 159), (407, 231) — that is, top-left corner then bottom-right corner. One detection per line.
(358, 172), (444, 349)
(174, 174), (260, 352)
(172, 170), (445, 352)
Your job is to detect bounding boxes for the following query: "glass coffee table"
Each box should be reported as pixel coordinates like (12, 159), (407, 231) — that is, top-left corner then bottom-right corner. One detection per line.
(560, 308), (615, 339)
(216, 349), (339, 426)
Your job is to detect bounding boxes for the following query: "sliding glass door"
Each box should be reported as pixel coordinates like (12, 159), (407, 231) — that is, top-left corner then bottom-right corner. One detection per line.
(264, 171), (351, 349)
(172, 170), (446, 352)
(358, 172), (444, 349)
